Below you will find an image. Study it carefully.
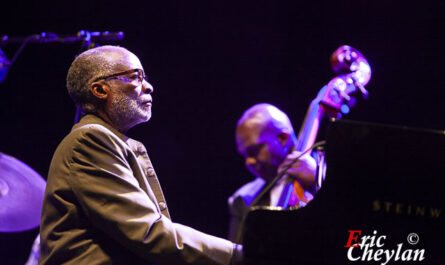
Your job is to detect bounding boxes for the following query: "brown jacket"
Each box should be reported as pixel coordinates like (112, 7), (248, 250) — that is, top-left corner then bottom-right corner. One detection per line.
(39, 114), (234, 265)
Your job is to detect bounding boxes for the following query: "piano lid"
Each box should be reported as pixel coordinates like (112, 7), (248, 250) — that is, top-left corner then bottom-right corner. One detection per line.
(242, 119), (444, 265)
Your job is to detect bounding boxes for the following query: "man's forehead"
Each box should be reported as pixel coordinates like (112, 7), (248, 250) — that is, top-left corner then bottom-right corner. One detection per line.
(112, 52), (143, 70)
(125, 52), (143, 66)
(94, 49), (140, 70)
(236, 122), (264, 148)
(238, 119), (279, 145)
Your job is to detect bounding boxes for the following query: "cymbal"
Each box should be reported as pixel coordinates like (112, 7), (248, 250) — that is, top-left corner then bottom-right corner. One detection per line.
(0, 152), (46, 232)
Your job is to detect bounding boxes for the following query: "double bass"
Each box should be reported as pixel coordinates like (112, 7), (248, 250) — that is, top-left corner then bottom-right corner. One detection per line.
(235, 45), (372, 246)
(277, 45), (372, 208)
(247, 45), (372, 210)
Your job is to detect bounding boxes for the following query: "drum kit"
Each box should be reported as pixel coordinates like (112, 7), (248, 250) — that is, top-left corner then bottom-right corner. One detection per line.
(0, 152), (45, 233)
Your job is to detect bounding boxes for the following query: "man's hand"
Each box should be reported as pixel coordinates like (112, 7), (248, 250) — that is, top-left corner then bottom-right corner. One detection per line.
(277, 151), (316, 188)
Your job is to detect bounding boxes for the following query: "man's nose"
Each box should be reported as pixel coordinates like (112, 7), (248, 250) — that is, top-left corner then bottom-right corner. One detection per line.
(142, 80), (154, 94)
(245, 157), (257, 167)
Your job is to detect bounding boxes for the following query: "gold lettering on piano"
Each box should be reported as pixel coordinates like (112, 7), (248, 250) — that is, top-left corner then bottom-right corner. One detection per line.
(431, 208), (441, 218)
(395, 203), (402, 214)
(372, 200), (441, 218)
(384, 201), (392, 212)
(415, 207), (425, 216)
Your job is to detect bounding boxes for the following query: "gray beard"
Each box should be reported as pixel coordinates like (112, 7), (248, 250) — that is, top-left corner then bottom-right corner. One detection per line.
(108, 93), (150, 131)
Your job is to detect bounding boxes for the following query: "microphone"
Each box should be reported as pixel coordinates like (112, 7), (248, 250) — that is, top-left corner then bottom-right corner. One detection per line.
(34, 30), (124, 49)
(78, 30), (124, 42)
(52, 30), (124, 44)
(73, 30), (124, 49)
(1, 30), (124, 45)
(0, 30), (125, 83)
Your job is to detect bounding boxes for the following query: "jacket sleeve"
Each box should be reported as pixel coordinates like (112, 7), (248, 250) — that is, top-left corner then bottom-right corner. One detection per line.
(67, 126), (234, 265)
(227, 195), (245, 243)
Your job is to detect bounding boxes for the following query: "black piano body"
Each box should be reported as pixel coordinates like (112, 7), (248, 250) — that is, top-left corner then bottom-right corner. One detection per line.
(242, 119), (444, 264)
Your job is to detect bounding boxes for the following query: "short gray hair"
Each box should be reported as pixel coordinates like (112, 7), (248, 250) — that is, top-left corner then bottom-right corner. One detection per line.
(66, 45), (131, 113)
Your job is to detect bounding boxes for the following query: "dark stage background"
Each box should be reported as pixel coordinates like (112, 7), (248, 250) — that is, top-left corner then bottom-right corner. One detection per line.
(0, 1), (443, 264)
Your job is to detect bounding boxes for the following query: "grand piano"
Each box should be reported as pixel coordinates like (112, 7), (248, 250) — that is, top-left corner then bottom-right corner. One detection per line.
(242, 119), (444, 264)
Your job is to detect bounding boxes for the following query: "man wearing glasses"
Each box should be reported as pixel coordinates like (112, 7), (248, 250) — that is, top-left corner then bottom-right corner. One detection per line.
(39, 46), (242, 265)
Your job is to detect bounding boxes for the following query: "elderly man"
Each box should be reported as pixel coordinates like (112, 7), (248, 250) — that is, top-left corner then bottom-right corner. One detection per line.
(39, 46), (242, 265)
(228, 103), (317, 242)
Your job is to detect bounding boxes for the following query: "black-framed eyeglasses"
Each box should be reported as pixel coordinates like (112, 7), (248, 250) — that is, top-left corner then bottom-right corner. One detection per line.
(92, 69), (147, 86)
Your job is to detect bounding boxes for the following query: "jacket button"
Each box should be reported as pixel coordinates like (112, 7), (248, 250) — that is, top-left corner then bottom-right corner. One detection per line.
(146, 168), (155, 177)
(158, 202), (167, 211)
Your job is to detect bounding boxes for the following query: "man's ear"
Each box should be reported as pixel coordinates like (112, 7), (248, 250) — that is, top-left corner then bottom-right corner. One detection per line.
(90, 82), (110, 100)
(277, 132), (290, 146)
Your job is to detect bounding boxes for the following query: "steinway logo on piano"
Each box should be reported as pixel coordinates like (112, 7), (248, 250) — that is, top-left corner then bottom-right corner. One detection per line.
(345, 230), (425, 264)
(372, 200), (441, 218)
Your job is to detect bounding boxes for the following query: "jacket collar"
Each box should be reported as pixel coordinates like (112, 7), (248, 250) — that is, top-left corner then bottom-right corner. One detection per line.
(72, 114), (128, 143)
